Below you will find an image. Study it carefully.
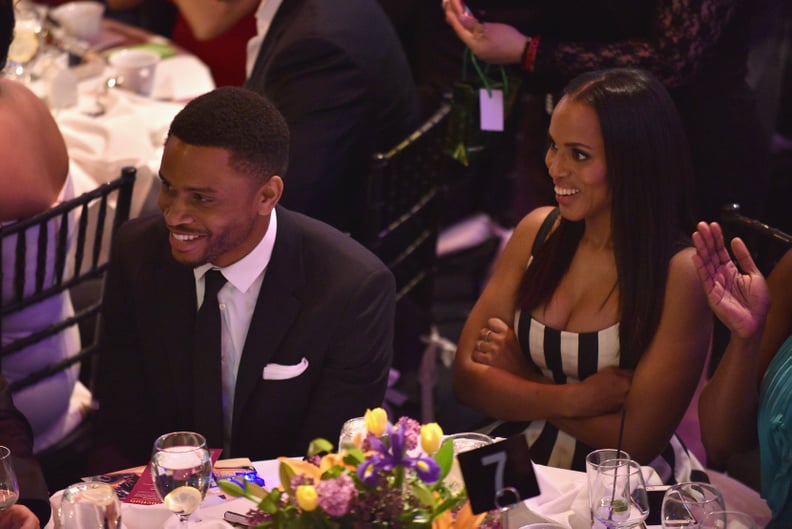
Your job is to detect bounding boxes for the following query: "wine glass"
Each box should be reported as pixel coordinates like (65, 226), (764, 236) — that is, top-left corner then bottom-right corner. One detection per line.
(151, 431), (212, 528)
(4, 0), (44, 82)
(661, 482), (725, 528)
(57, 482), (121, 529)
(589, 458), (649, 529)
(0, 447), (18, 513)
(699, 510), (757, 529)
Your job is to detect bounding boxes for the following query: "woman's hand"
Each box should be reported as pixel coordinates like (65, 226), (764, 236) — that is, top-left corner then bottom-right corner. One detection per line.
(571, 367), (633, 417)
(0, 505), (40, 529)
(471, 317), (535, 378)
(692, 221), (769, 338)
(443, 0), (528, 64)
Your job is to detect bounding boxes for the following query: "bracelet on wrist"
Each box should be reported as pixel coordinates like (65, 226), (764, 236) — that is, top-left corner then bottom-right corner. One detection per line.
(521, 35), (541, 72)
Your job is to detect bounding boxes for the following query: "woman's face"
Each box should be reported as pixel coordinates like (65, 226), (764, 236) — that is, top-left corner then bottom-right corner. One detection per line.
(545, 96), (610, 223)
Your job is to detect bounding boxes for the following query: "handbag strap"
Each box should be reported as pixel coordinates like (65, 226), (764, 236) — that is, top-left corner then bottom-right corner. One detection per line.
(531, 207), (560, 257)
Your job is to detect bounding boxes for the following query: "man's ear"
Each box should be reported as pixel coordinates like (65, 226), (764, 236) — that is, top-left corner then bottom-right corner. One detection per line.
(258, 175), (283, 216)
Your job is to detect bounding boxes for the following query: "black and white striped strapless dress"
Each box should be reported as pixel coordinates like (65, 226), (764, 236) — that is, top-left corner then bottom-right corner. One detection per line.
(486, 312), (703, 485)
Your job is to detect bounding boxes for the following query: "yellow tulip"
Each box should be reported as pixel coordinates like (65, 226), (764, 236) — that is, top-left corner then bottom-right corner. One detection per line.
(364, 407), (388, 437)
(421, 422), (444, 454)
(296, 485), (318, 511)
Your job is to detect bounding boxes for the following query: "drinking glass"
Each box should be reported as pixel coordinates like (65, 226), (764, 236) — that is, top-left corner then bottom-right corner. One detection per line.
(700, 510), (757, 529)
(151, 431), (212, 528)
(4, 0), (44, 82)
(338, 416), (367, 449)
(589, 458), (649, 529)
(0, 447), (18, 512)
(57, 482), (121, 529)
(443, 432), (494, 491)
(661, 482), (725, 528)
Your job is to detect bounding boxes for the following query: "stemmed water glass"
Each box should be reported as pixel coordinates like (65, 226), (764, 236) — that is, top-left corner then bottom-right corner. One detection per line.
(0, 447), (18, 513)
(150, 431), (212, 528)
(589, 458), (649, 528)
(700, 510), (757, 529)
(661, 482), (725, 528)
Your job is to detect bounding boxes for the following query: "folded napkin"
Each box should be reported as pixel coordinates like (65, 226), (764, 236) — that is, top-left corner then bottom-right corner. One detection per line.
(522, 463), (662, 529)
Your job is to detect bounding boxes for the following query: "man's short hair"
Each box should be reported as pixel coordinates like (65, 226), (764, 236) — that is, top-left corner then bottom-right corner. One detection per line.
(167, 87), (290, 182)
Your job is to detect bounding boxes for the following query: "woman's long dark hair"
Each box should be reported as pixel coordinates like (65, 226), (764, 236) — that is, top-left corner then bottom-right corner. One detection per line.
(519, 68), (695, 369)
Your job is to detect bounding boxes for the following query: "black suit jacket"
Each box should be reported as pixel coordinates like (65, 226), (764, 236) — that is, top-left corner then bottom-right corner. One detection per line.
(95, 207), (395, 466)
(244, 0), (420, 236)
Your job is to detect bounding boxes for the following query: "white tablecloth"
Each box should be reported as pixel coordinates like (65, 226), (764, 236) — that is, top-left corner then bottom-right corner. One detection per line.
(35, 51), (215, 220)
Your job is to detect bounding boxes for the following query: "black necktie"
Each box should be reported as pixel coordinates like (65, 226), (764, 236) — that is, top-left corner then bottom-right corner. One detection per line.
(193, 269), (227, 448)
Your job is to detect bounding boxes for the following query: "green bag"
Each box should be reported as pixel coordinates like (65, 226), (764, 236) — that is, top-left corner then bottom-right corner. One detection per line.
(446, 48), (521, 166)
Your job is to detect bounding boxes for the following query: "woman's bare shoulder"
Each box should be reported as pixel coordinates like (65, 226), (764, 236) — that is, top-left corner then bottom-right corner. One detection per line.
(0, 79), (69, 221)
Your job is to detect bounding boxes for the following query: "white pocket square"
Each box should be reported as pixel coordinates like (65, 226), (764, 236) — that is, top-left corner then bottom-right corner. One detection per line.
(261, 357), (309, 380)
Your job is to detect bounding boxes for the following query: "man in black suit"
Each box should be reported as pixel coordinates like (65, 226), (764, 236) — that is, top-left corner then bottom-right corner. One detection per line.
(0, 377), (49, 528)
(243, 0), (420, 237)
(94, 87), (395, 469)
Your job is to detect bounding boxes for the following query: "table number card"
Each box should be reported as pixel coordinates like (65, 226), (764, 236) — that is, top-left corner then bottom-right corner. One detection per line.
(457, 433), (540, 514)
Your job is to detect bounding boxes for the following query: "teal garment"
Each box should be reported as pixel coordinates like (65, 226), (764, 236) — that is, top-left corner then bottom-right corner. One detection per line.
(759, 335), (792, 528)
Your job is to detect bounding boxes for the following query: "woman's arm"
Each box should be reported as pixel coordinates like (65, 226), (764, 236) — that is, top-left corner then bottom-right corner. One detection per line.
(452, 207), (631, 421)
(693, 221), (769, 464)
(759, 249), (792, 380)
(550, 247), (712, 464)
(172, 0), (260, 41)
(444, 0), (739, 88)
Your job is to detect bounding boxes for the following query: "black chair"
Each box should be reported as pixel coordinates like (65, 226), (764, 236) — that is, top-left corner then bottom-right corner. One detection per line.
(359, 103), (452, 422)
(0, 167), (136, 489)
(721, 203), (792, 274)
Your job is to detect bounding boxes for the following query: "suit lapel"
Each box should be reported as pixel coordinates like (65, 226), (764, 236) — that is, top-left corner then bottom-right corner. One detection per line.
(233, 208), (304, 426)
(150, 240), (197, 421)
(246, 0), (303, 88)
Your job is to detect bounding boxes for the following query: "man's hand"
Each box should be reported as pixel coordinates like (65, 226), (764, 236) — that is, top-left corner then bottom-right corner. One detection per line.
(0, 505), (40, 529)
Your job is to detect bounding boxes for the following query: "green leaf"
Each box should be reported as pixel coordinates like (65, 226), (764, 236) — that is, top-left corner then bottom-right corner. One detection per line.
(434, 439), (454, 482)
(411, 481), (436, 508)
(259, 490), (281, 513)
(246, 481), (268, 501)
(308, 438), (334, 457)
(217, 479), (245, 497)
(342, 447), (365, 465)
(280, 462), (296, 496)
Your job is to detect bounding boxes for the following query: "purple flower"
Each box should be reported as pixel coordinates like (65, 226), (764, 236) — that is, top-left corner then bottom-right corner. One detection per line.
(316, 474), (356, 517)
(357, 422), (440, 486)
(396, 416), (421, 451)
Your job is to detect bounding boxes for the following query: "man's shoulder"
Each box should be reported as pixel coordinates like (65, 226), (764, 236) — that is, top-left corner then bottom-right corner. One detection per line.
(278, 208), (389, 275)
(114, 215), (168, 260)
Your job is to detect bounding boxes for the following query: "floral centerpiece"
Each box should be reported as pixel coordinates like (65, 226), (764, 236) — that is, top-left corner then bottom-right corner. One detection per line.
(219, 408), (498, 528)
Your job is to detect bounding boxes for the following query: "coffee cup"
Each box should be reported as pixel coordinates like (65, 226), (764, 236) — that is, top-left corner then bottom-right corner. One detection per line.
(107, 49), (160, 96)
(50, 1), (104, 42)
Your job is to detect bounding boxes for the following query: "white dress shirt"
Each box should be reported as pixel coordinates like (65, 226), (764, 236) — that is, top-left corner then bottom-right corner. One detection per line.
(193, 209), (278, 449)
(245, 0), (285, 78)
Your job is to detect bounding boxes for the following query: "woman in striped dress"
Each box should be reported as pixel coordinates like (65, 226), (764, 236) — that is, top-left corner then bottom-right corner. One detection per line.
(452, 68), (712, 483)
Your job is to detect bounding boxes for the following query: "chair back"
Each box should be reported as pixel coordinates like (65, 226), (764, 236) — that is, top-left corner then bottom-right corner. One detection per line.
(359, 103), (452, 314)
(0, 167), (136, 392)
(721, 203), (792, 274)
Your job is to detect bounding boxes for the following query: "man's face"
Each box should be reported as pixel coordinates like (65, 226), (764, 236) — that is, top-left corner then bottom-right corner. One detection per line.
(157, 137), (277, 267)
